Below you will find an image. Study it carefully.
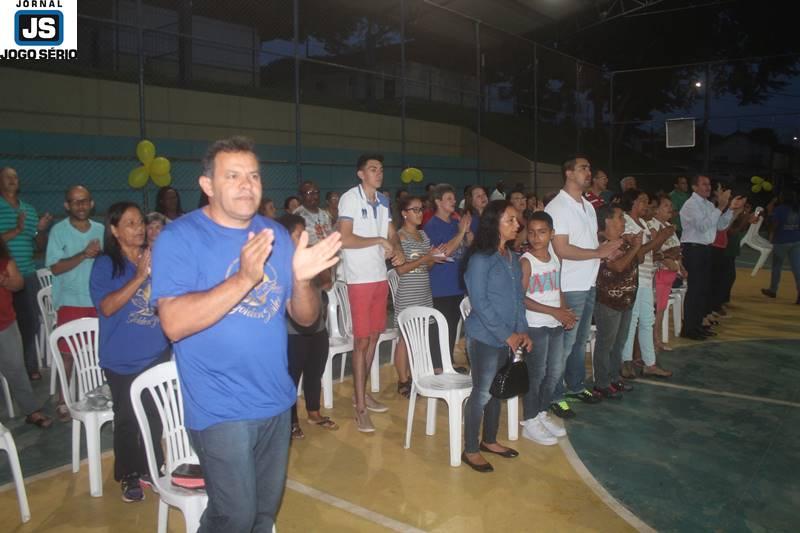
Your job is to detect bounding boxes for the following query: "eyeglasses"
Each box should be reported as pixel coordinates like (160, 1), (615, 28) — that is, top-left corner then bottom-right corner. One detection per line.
(302, 189), (320, 196)
(68, 198), (91, 206)
(404, 207), (423, 213)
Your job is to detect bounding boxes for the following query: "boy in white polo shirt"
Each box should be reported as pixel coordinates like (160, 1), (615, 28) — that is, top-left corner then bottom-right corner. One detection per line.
(545, 156), (621, 419)
(337, 154), (404, 433)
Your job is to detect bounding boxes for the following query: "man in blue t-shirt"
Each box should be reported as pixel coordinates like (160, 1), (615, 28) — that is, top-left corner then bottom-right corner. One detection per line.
(150, 136), (341, 532)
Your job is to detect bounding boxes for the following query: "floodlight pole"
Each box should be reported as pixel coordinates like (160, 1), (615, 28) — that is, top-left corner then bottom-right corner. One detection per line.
(703, 63), (710, 173)
(136, 0), (147, 210)
(609, 72), (614, 179)
(533, 44), (539, 194)
(475, 21), (482, 185)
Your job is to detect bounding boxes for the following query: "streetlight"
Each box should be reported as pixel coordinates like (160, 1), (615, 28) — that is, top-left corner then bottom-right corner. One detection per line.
(695, 81), (703, 88)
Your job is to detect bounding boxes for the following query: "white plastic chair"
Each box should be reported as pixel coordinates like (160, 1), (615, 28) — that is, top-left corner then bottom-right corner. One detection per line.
(661, 293), (681, 344)
(333, 281), (398, 395)
(130, 361), (207, 533)
(1, 372), (14, 418)
(454, 296), (472, 353)
(321, 286), (353, 409)
(0, 422), (30, 523)
(458, 296), (519, 441)
(49, 318), (113, 497)
(740, 216), (772, 276)
(36, 286), (58, 395)
(398, 307), (472, 467)
(35, 269), (53, 370)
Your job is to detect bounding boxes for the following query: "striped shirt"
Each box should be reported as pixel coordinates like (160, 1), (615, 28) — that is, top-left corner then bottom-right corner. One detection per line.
(0, 197), (39, 275)
(623, 213), (656, 288)
(393, 229), (433, 328)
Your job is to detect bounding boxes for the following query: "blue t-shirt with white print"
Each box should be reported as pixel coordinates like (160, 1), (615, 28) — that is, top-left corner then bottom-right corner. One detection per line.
(90, 255), (169, 375)
(150, 209), (296, 431)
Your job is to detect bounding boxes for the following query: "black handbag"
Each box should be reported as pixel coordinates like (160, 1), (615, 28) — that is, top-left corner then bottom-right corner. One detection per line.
(489, 347), (529, 399)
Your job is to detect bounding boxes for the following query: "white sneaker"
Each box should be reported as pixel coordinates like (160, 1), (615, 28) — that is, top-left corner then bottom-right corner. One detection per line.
(538, 411), (567, 438)
(522, 417), (557, 446)
(520, 418), (534, 427)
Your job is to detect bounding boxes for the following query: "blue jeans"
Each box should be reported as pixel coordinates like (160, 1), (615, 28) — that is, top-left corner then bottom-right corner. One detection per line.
(622, 286), (657, 366)
(523, 326), (565, 419)
(769, 241), (800, 295)
(464, 338), (507, 454)
(553, 288), (596, 400)
(189, 410), (291, 533)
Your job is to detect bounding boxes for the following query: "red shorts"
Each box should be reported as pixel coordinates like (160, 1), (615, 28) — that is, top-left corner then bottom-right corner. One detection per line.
(347, 281), (389, 339)
(56, 306), (98, 353)
(654, 270), (678, 312)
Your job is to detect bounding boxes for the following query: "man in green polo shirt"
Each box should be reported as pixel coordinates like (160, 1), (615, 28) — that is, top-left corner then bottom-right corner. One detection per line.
(669, 175), (691, 235)
(0, 167), (53, 379)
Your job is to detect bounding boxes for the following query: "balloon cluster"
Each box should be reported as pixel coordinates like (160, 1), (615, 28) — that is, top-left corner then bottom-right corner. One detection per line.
(750, 176), (773, 193)
(400, 167), (424, 184)
(128, 140), (172, 189)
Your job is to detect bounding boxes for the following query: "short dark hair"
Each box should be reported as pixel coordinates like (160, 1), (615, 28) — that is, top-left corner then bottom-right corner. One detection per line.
(620, 188), (647, 212)
(431, 183), (455, 202)
(278, 213), (305, 234)
(527, 211), (553, 230)
(202, 136), (256, 177)
(596, 204), (620, 232)
(395, 187), (408, 199)
(64, 185), (90, 202)
(398, 195), (422, 213)
(284, 196), (300, 210)
(356, 154), (384, 170)
(561, 155), (590, 178)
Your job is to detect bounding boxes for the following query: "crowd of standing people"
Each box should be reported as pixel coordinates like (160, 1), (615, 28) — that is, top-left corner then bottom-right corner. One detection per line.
(0, 140), (798, 531)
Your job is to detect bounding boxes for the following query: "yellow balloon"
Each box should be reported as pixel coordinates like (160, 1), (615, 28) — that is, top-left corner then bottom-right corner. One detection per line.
(136, 140), (156, 165)
(150, 156), (171, 177)
(128, 166), (149, 189)
(751, 184), (762, 193)
(401, 167), (423, 184)
(152, 173), (172, 187)
(762, 181), (773, 192)
(750, 175), (763, 185)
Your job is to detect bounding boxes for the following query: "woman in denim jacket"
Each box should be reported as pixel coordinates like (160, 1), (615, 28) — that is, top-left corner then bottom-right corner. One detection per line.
(462, 200), (532, 472)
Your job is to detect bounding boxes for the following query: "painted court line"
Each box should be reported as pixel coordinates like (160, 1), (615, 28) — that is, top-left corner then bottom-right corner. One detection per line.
(634, 379), (800, 407)
(0, 450), (115, 493)
(559, 438), (656, 533)
(286, 478), (427, 533)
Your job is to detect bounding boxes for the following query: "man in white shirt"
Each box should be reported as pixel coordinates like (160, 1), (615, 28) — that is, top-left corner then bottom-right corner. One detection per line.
(679, 176), (744, 339)
(489, 179), (506, 201)
(337, 154), (404, 433)
(545, 156), (621, 418)
(294, 180), (332, 245)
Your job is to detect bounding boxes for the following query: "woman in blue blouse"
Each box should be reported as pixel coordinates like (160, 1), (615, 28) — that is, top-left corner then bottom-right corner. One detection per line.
(462, 200), (532, 472)
(90, 202), (170, 503)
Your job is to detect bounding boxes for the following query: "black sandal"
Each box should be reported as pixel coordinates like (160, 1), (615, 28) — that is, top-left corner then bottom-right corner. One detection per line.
(397, 379), (412, 398)
(25, 412), (53, 429)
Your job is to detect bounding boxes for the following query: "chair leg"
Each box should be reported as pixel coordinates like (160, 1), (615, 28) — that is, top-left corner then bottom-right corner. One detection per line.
(404, 388), (417, 449)
(672, 299), (682, 338)
(1, 376), (14, 419)
(48, 345), (57, 396)
(370, 341), (381, 394)
(322, 354), (333, 409)
(157, 499), (169, 533)
(662, 304), (670, 344)
(425, 397), (437, 436)
(447, 397), (463, 467)
(2, 432), (31, 523)
(71, 419), (81, 473)
(752, 249), (771, 277)
(339, 353), (347, 383)
(84, 418), (104, 497)
(507, 396), (518, 441)
(389, 338), (397, 365)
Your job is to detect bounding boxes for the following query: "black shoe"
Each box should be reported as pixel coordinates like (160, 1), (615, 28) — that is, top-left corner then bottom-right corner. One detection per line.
(761, 288), (777, 298)
(550, 401), (576, 419)
(461, 452), (493, 472)
(566, 388), (602, 404)
(701, 329), (717, 337)
(479, 442), (519, 458)
(681, 331), (707, 341)
(613, 380), (633, 392)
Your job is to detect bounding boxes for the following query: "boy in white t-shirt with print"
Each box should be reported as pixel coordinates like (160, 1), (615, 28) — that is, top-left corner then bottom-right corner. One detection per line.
(519, 212), (577, 446)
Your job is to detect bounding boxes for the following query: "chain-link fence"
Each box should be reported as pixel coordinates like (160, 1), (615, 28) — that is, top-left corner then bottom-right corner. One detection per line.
(2, 0), (613, 216)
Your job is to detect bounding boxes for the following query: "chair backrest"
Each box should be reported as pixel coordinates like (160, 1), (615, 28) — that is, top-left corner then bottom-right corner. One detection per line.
(458, 296), (472, 321)
(741, 216), (764, 245)
(331, 281), (353, 337)
(398, 306), (455, 378)
(130, 361), (198, 487)
(36, 286), (56, 332)
(36, 268), (53, 290)
(48, 318), (103, 409)
(387, 269), (399, 306)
